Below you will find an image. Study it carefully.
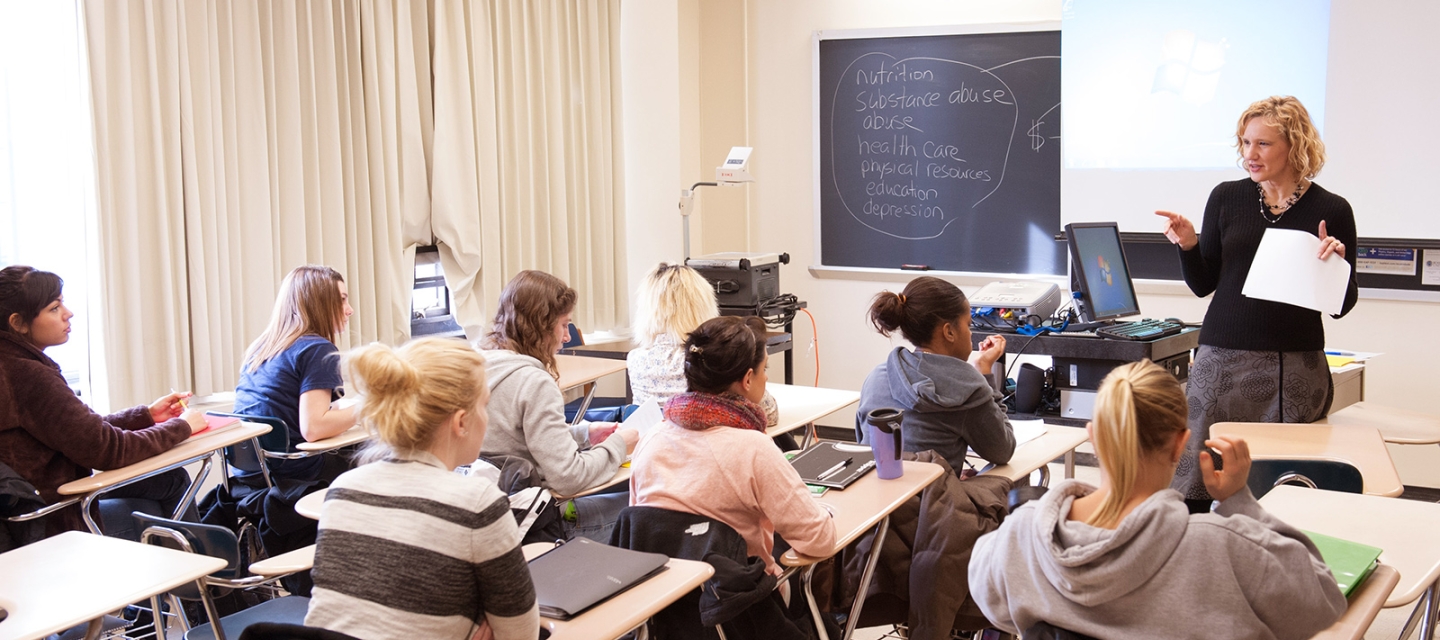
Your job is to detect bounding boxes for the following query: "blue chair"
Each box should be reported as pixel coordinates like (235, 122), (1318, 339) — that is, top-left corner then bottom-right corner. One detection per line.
(1246, 459), (1364, 499)
(204, 412), (315, 489)
(135, 512), (309, 640)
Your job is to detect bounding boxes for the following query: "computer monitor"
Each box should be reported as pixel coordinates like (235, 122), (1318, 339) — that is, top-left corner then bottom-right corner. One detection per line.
(1065, 222), (1141, 323)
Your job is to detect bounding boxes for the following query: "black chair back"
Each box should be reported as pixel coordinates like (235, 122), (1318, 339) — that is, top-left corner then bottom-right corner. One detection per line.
(1025, 621), (1101, 640)
(1246, 459), (1364, 499)
(206, 412), (290, 476)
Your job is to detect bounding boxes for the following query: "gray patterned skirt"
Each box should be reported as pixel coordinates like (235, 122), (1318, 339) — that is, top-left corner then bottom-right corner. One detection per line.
(1171, 346), (1334, 500)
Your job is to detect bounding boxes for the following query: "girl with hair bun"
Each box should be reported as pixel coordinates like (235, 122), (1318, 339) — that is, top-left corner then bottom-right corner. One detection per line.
(855, 276), (1014, 472)
(306, 337), (538, 640)
(630, 315), (835, 577)
(968, 360), (1346, 639)
(0, 265), (205, 537)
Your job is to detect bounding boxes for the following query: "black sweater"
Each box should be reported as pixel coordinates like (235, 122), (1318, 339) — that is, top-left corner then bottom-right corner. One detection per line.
(1179, 179), (1358, 352)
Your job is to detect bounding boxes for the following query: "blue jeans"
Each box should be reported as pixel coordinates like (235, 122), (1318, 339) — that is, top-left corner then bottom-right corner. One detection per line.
(563, 490), (629, 543)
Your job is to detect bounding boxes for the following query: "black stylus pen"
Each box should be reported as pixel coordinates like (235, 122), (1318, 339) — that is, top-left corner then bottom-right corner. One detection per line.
(816, 457), (852, 481)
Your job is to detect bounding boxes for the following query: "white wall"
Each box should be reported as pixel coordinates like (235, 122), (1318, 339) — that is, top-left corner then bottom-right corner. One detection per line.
(621, 0), (1440, 486)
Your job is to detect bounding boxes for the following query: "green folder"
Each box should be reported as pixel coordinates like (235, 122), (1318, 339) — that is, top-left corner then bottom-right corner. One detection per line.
(1304, 530), (1382, 597)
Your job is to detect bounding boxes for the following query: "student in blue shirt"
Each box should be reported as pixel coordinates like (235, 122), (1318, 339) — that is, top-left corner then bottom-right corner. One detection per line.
(233, 265), (358, 482)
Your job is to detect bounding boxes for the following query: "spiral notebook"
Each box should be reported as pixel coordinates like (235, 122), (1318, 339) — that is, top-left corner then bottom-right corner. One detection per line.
(789, 442), (876, 489)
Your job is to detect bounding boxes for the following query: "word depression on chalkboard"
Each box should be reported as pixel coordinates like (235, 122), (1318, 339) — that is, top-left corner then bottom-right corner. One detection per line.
(818, 29), (1062, 274)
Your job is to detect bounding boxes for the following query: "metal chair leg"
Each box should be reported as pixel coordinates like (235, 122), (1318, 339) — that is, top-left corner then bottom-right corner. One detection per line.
(843, 516), (891, 640)
(801, 566), (830, 640)
(1399, 582), (1436, 640)
(197, 576), (229, 640)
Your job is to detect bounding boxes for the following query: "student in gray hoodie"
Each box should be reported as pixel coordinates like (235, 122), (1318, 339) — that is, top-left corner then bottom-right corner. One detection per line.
(857, 276), (1015, 472)
(968, 360), (1346, 639)
(477, 271), (638, 541)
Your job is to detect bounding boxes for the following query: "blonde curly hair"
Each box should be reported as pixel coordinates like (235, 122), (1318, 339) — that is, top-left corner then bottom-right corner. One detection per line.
(1234, 96), (1327, 180)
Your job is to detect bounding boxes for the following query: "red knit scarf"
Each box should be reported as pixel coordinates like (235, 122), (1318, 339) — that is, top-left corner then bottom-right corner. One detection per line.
(663, 391), (767, 433)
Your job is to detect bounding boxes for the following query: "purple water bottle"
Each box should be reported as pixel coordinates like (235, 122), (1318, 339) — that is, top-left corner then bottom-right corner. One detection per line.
(865, 407), (905, 480)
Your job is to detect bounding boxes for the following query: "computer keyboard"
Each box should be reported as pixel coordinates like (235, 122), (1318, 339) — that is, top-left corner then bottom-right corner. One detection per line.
(1095, 318), (1185, 341)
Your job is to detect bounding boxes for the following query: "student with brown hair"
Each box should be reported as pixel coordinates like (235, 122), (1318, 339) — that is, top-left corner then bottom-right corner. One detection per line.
(0, 265), (205, 536)
(968, 360), (1346, 638)
(630, 315), (835, 577)
(478, 270), (637, 540)
(234, 264), (358, 482)
(856, 276), (1014, 472)
(306, 338), (538, 640)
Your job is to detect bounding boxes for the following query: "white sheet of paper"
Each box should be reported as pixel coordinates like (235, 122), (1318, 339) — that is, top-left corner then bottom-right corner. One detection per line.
(1241, 228), (1351, 315)
(1010, 419), (1048, 446)
(621, 398), (664, 438)
(968, 418), (1047, 457)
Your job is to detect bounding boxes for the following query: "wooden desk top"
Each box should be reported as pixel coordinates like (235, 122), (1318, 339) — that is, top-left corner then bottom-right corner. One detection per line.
(555, 354), (628, 391)
(57, 422), (271, 496)
(296, 488), (326, 520)
(780, 461), (945, 567)
(0, 531), (226, 640)
(295, 424), (370, 452)
(1312, 563), (1399, 640)
(1259, 485), (1440, 607)
(1319, 402), (1440, 445)
(521, 542), (714, 640)
(1211, 422), (1402, 497)
(981, 425), (1089, 483)
(249, 544), (316, 578)
(766, 383), (860, 438)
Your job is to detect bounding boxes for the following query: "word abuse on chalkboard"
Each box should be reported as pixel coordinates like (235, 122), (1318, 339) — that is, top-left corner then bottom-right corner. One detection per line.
(817, 27), (1063, 275)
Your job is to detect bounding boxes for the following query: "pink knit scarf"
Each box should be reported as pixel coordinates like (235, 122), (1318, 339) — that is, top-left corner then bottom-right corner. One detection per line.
(663, 391), (767, 433)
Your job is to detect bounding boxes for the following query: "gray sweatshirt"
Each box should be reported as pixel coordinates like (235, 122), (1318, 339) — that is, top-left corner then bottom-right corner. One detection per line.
(968, 480), (1347, 639)
(857, 347), (1015, 471)
(477, 349), (626, 496)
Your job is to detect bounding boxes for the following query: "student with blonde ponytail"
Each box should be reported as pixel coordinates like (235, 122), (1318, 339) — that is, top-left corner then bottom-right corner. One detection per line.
(968, 360), (1345, 639)
(306, 338), (538, 640)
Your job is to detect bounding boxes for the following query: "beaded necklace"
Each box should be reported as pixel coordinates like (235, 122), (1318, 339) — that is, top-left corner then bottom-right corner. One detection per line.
(1257, 181), (1305, 224)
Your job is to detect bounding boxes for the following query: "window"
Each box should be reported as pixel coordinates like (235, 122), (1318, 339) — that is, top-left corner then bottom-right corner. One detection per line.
(0, 0), (104, 405)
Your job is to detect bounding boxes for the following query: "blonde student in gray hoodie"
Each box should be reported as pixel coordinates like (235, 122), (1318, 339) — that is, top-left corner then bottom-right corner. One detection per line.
(968, 360), (1346, 639)
(477, 271), (639, 542)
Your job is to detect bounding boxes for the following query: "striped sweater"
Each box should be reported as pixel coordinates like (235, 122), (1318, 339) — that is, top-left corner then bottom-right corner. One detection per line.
(305, 451), (538, 640)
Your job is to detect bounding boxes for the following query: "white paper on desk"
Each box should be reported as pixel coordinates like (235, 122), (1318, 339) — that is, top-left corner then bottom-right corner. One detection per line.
(968, 419), (1046, 457)
(621, 399), (664, 438)
(1011, 419), (1048, 446)
(1242, 228), (1351, 315)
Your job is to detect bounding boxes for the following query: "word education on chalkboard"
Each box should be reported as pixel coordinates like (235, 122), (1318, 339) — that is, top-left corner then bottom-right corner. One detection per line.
(817, 26), (1062, 275)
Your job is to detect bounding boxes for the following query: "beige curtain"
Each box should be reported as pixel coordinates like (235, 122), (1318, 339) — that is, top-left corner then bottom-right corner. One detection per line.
(85, 0), (428, 405)
(84, 0), (624, 406)
(83, 1), (192, 408)
(431, 0), (627, 338)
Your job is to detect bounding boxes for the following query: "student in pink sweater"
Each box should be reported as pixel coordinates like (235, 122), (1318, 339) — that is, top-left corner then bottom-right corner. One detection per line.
(630, 315), (836, 576)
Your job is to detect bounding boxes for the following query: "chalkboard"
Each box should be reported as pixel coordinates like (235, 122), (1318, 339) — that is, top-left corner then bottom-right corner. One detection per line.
(817, 27), (1063, 274)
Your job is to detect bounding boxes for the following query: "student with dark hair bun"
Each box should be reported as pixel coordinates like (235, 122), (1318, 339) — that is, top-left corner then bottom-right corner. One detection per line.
(856, 276), (1015, 472)
(630, 315), (835, 577)
(0, 265), (205, 537)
